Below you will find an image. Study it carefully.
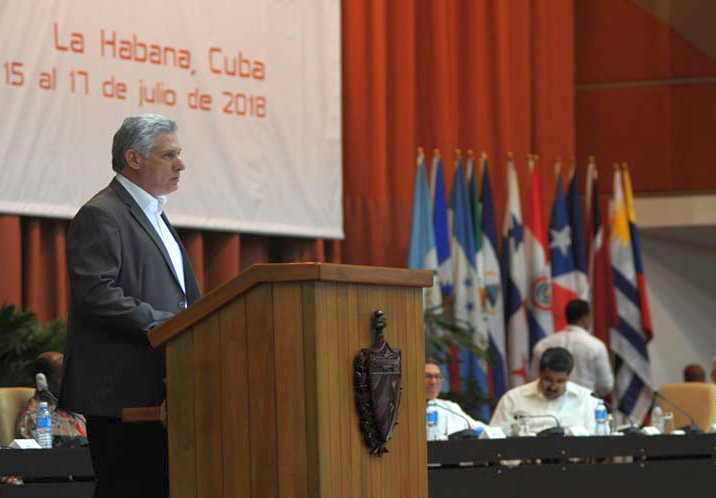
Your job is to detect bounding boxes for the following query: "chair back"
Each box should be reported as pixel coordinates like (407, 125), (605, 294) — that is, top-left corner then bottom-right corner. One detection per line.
(0, 387), (35, 445)
(658, 382), (716, 431)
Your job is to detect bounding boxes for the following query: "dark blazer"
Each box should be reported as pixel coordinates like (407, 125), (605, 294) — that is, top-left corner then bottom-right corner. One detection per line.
(60, 179), (200, 417)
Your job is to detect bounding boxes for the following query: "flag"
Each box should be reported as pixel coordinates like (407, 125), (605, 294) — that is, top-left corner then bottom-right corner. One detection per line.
(479, 156), (507, 397)
(586, 161), (614, 345)
(567, 165), (590, 299)
(623, 166), (653, 342)
(523, 156), (553, 359)
(430, 153), (453, 297)
(501, 157), (530, 387)
(430, 153), (456, 390)
(450, 156), (489, 420)
(584, 157), (597, 281)
(466, 152), (483, 298)
(610, 165), (652, 422)
(467, 152), (486, 347)
(408, 150), (442, 311)
(549, 166), (581, 331)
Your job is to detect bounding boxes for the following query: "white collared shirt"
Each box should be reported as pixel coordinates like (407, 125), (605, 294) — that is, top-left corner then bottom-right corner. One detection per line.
(115, 174), (185, 293)
(426, 398), (487, 440)
(529, 325), (614, 396)
(489, 380), (599, 434)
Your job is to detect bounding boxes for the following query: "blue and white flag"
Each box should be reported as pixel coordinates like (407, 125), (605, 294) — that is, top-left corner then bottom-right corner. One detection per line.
(611, 166), (653, 423)
(479, 156), (507, 398)
(567, 166), (590, 299)
(430, 154), (453, 297)
(501, 158), (530, 387)
(450, 157), (489, 420)
(408, 151), (442, 311)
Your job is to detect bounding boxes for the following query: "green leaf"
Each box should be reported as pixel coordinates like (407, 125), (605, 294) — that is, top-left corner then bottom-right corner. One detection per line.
(0, 304), (66, 387)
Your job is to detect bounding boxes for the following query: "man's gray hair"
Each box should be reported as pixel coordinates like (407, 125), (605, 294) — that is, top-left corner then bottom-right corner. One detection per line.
(111, 114), (177, 172)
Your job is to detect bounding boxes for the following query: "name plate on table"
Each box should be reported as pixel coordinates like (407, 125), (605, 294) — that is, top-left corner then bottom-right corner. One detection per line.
(641, 426), (661, 435)
(566, 426), (590, 437)
(479, 427), (507, 439)
(9, 439), (41, 449)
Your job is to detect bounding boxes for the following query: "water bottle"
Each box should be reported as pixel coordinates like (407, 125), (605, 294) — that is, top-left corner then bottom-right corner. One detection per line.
(594, 401), (610, 435)
(35, 401), (53, 448)
(426, 401), (440, 441)
(651, 403), (664, 433)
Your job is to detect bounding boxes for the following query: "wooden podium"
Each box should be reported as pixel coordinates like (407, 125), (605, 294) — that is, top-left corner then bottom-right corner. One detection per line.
(148, 263), (431, 498)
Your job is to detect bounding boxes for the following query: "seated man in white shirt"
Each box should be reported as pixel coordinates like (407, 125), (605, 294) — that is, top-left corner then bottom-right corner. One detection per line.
(530, 299), (614, 397)
(490, 347), (599, 435)
(425, 360), (486, 439)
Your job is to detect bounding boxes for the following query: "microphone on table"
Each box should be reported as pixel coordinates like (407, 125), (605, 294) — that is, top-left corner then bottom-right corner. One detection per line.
(514, 411), (564, 436)
(35, 373), (57, 404)
(654, 390), (702, 433)
(431, 401), (479, 439)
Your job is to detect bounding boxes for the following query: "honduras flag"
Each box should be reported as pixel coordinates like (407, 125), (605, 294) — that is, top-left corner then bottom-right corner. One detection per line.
(450, 157), (489, 421)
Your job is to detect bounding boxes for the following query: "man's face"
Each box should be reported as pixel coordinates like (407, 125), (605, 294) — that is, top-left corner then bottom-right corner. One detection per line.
(425, 363), (442, 401)
(129, 133), (185, 196)
(538, 368), (569, 400)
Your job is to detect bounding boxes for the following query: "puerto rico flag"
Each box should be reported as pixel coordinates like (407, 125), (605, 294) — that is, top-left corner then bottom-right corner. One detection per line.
(549, 165), (587, 331)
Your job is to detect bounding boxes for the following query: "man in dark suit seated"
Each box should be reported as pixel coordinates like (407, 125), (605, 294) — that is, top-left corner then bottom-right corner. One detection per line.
(59, 114), (201, 498)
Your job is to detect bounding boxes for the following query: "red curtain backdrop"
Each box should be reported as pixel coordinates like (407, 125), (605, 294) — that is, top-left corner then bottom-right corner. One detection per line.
(0, 216), (338, 322)
(342, 0), (576, 268)
(0, 0), (576, 321)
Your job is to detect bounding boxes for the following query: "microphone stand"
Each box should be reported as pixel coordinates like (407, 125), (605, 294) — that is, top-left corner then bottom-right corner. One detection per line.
(433, 400), (479, 439)
(654, 390), (702, 433)
(513, 412), (564, 436)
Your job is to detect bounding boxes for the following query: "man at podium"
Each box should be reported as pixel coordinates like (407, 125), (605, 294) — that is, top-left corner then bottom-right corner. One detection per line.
(60, 114), (201, 498)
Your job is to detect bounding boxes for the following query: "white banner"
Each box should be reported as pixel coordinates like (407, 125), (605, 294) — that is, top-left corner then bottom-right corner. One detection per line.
(0, 0), (343, 238)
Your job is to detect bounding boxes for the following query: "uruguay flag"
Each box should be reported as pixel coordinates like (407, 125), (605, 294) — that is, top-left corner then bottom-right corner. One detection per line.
(479, 156), (507, 397)
(501, 158), (530, 387)
(408, 150), (442, 312)
(450, 157), (489, 420)
(524, 157), (553, 357)
(549, 169), (583, 331)
(611, 165), (653, 422)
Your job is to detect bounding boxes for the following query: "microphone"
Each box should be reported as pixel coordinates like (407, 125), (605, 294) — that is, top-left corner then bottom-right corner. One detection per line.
(514, 411), (564, 436)
(654, 390), (702, 433)
(431, 400), (478, 439)
(35, 373), (57, 404)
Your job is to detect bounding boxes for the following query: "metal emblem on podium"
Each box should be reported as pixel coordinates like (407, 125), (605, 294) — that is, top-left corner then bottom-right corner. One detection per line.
(353, 310), (402, 456)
